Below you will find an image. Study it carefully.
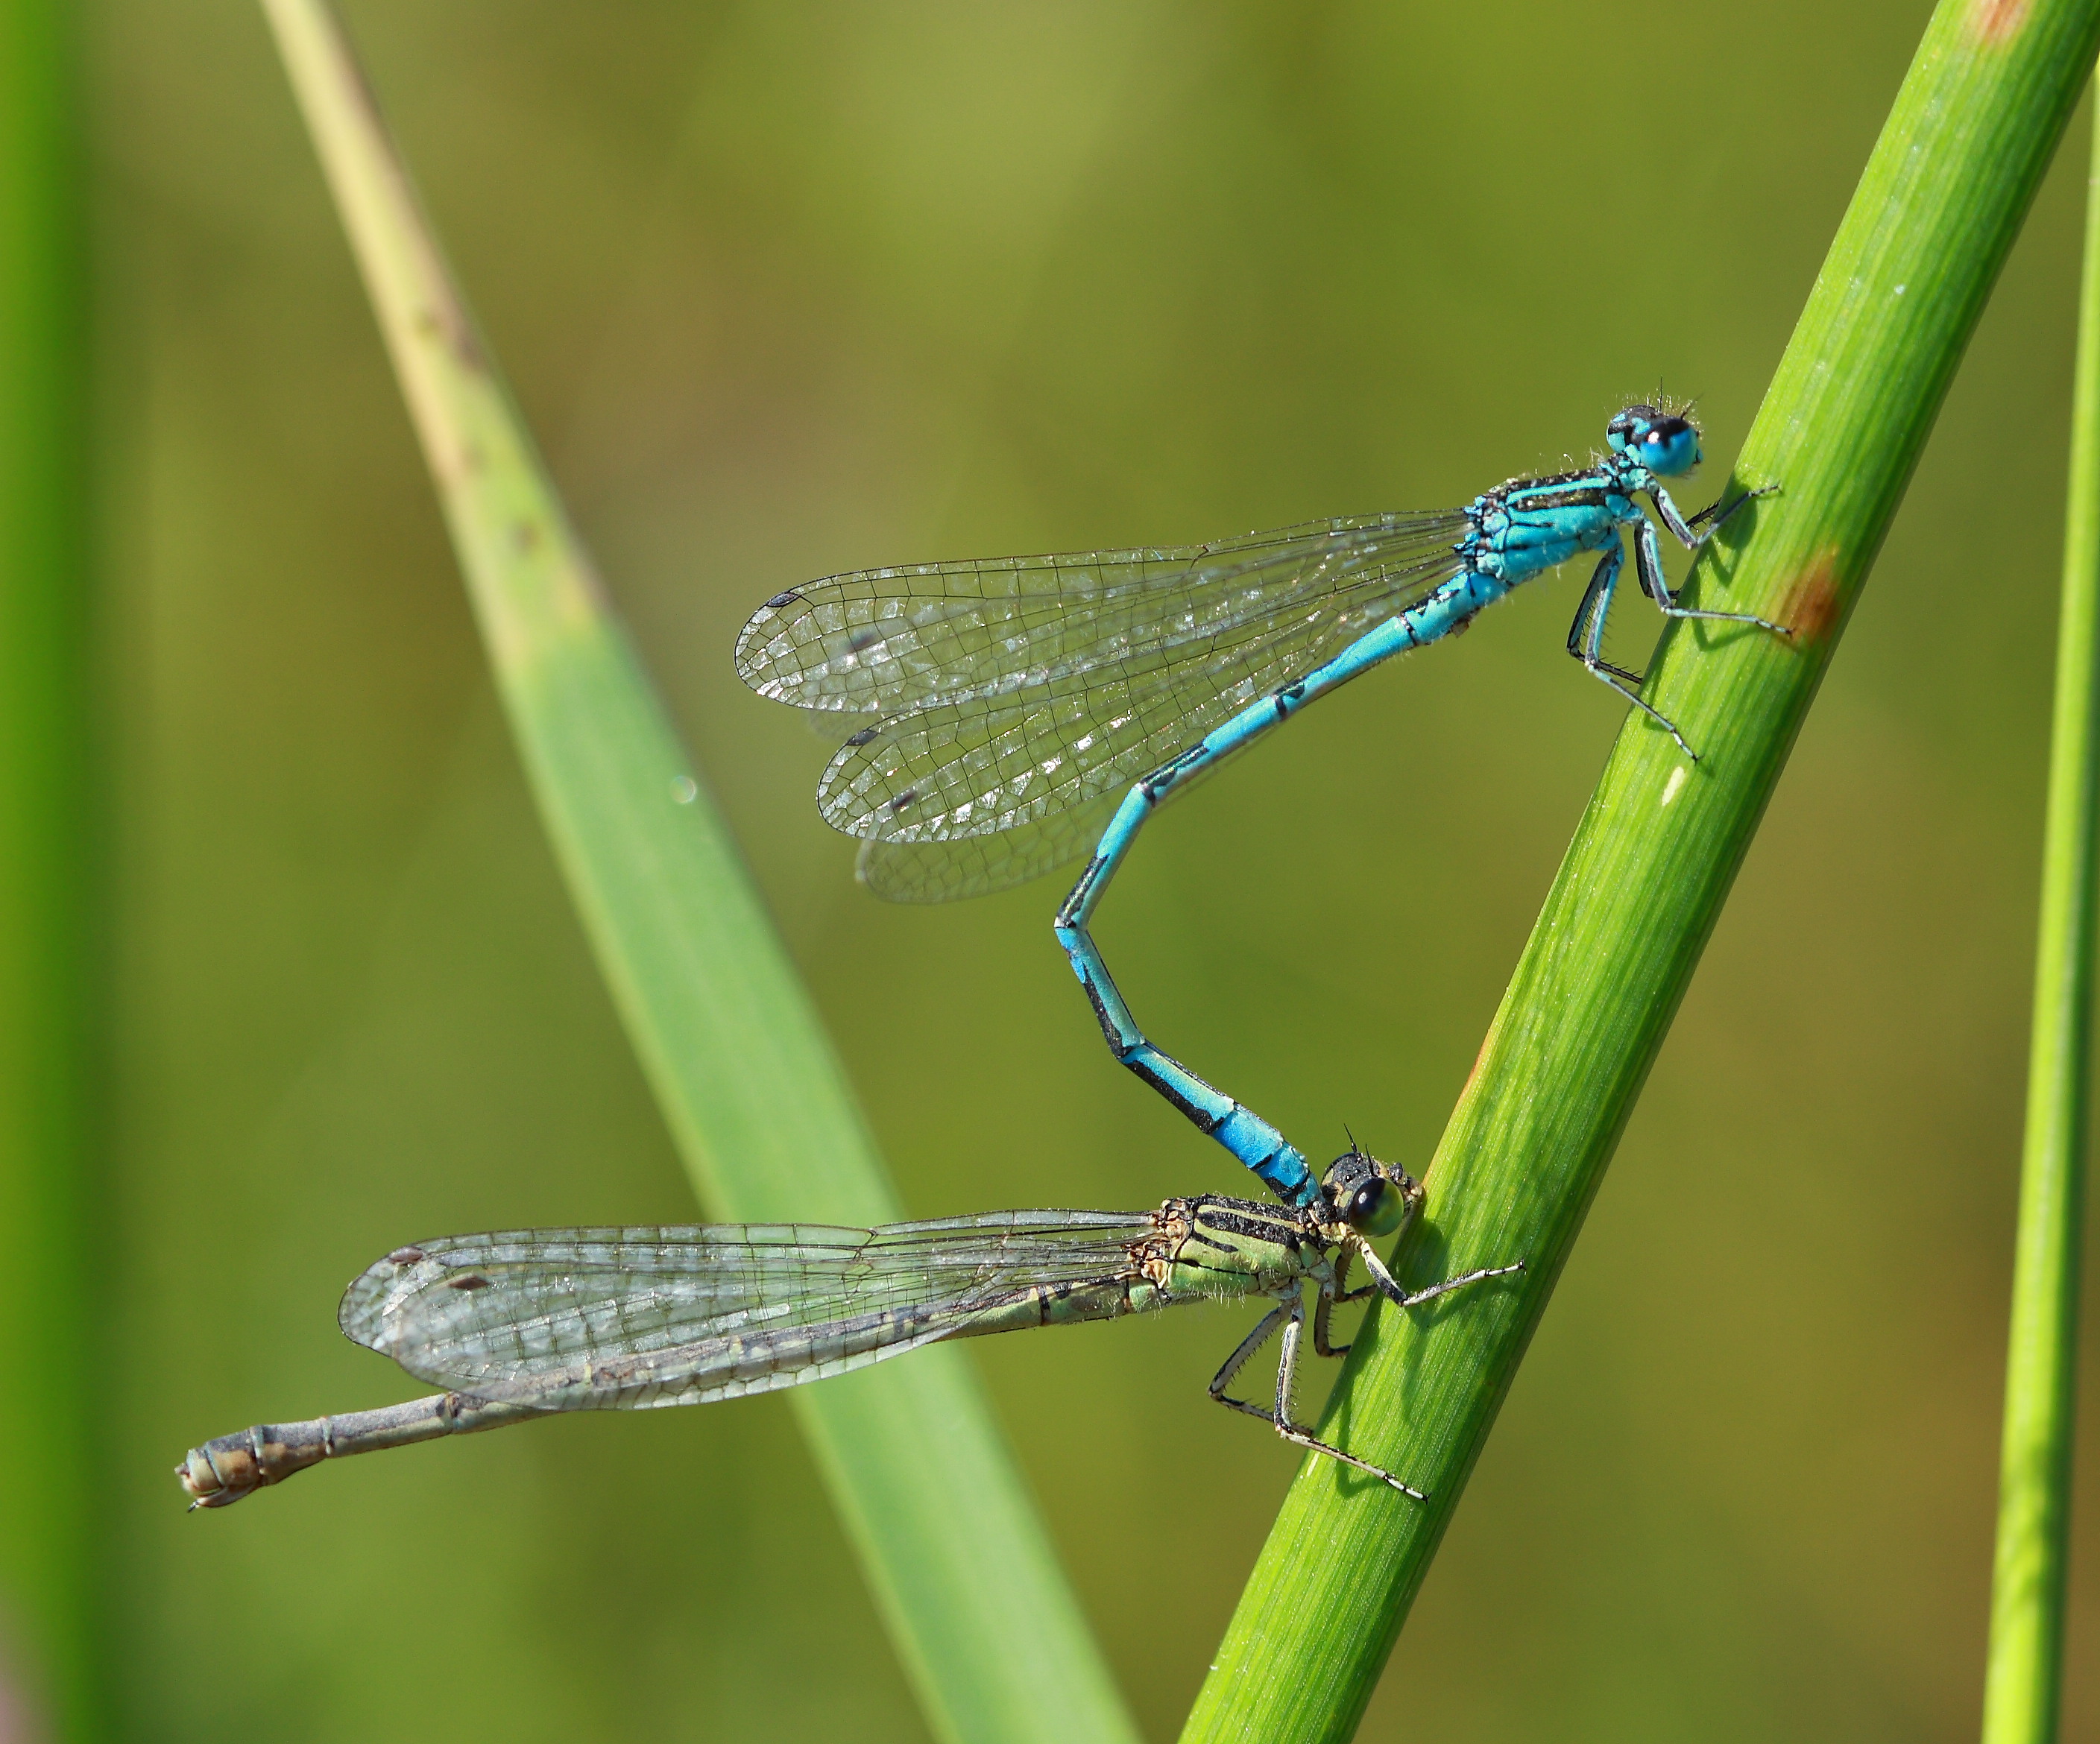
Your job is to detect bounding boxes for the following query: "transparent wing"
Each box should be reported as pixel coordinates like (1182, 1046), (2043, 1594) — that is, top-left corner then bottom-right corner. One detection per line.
(737, 511), (1468, 717)
(815, 535), (1463, 879)
(340, 1212), (1158, 1410)
(854, 792), (1126, 903)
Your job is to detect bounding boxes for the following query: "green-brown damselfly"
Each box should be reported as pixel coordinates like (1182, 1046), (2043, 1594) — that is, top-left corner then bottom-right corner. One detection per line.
(177, 1149), (1520, 1508)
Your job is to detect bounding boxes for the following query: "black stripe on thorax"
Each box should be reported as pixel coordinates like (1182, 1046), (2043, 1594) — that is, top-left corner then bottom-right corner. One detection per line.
(1507, 484), (1611, 513)
(1189, 1203), (1305, 1247)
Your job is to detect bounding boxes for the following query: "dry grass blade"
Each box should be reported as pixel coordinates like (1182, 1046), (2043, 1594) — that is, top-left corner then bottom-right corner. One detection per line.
(256, 4), (1140, 1740)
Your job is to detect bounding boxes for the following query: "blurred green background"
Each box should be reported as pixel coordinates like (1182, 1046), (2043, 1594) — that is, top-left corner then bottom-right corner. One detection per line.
(45, 0), (2100, 1738)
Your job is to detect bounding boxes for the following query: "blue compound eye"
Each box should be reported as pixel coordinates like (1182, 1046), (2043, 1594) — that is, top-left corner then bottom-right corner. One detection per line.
(1639, 419), (1701, 476)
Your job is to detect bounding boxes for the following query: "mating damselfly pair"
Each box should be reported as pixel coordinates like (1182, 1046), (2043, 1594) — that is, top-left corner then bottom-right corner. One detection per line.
(179, 403), (1778, 1507)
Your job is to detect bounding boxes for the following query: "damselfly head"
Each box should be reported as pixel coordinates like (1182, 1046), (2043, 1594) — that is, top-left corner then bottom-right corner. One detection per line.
(1606, 404), (1702, 478)
(1320, 1146), (1417, 1238)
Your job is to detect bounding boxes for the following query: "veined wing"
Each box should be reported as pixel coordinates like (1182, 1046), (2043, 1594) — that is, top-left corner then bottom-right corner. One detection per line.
(854, 792), (1126, 903)
(816, 531), (1464, 901)
(340, 1212), (1157, 1410)
(737, 511), (1468, 718)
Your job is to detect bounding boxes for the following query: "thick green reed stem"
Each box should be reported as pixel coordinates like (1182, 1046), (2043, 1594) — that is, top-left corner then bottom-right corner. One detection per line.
(257, 5), (1140, 1743)
(1978, 62), (2100, 1744)
(1182, 4), (2100, 1740)
(0, 2), (96, 1740)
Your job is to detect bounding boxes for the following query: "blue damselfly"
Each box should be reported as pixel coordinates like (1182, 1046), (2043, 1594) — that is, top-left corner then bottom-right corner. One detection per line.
(738, 405), (1788, 1204)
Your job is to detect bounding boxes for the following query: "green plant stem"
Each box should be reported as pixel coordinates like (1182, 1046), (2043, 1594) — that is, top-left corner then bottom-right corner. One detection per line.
(1182, 4), (2100, 1740)
(256, 5), (1138, 1742)
(0, 1), (95, 1739)
(1978, 66), (2100, 1744)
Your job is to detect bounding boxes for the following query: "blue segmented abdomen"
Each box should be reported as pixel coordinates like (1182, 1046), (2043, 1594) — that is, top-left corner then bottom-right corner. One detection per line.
(1396, 568), (1504, 643)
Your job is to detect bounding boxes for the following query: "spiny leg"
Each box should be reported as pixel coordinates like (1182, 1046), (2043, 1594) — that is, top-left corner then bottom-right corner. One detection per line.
(1210, 1292), (1425, 1494)
(1331, 1229), (1526, 1312)
(1314, 1241), (1526, 1354)
(1563, 540), (1700, 759)
(1635, 505), (1791, 637)
(1567, 537), (1646, 688)
(1218, 1254), (1524, 1496)
(1683, 483), (1776, 538)
(1341, 1229), (1527, 1309)
(1272, 1290), (1430, 1498)
(1208, 1299), (1292, 1418)
(1313, 1245), (1354, 1358)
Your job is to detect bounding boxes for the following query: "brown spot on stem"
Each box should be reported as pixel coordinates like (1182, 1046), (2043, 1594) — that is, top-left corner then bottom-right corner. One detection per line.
(1776, 548), (1843, 644)
(1970, 0), (2031, 42)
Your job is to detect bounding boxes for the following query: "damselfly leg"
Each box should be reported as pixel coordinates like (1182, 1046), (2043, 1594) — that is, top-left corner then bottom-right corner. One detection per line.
(1211, 1242), (1527, 1497)
(1566, 484), (1788, 761)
